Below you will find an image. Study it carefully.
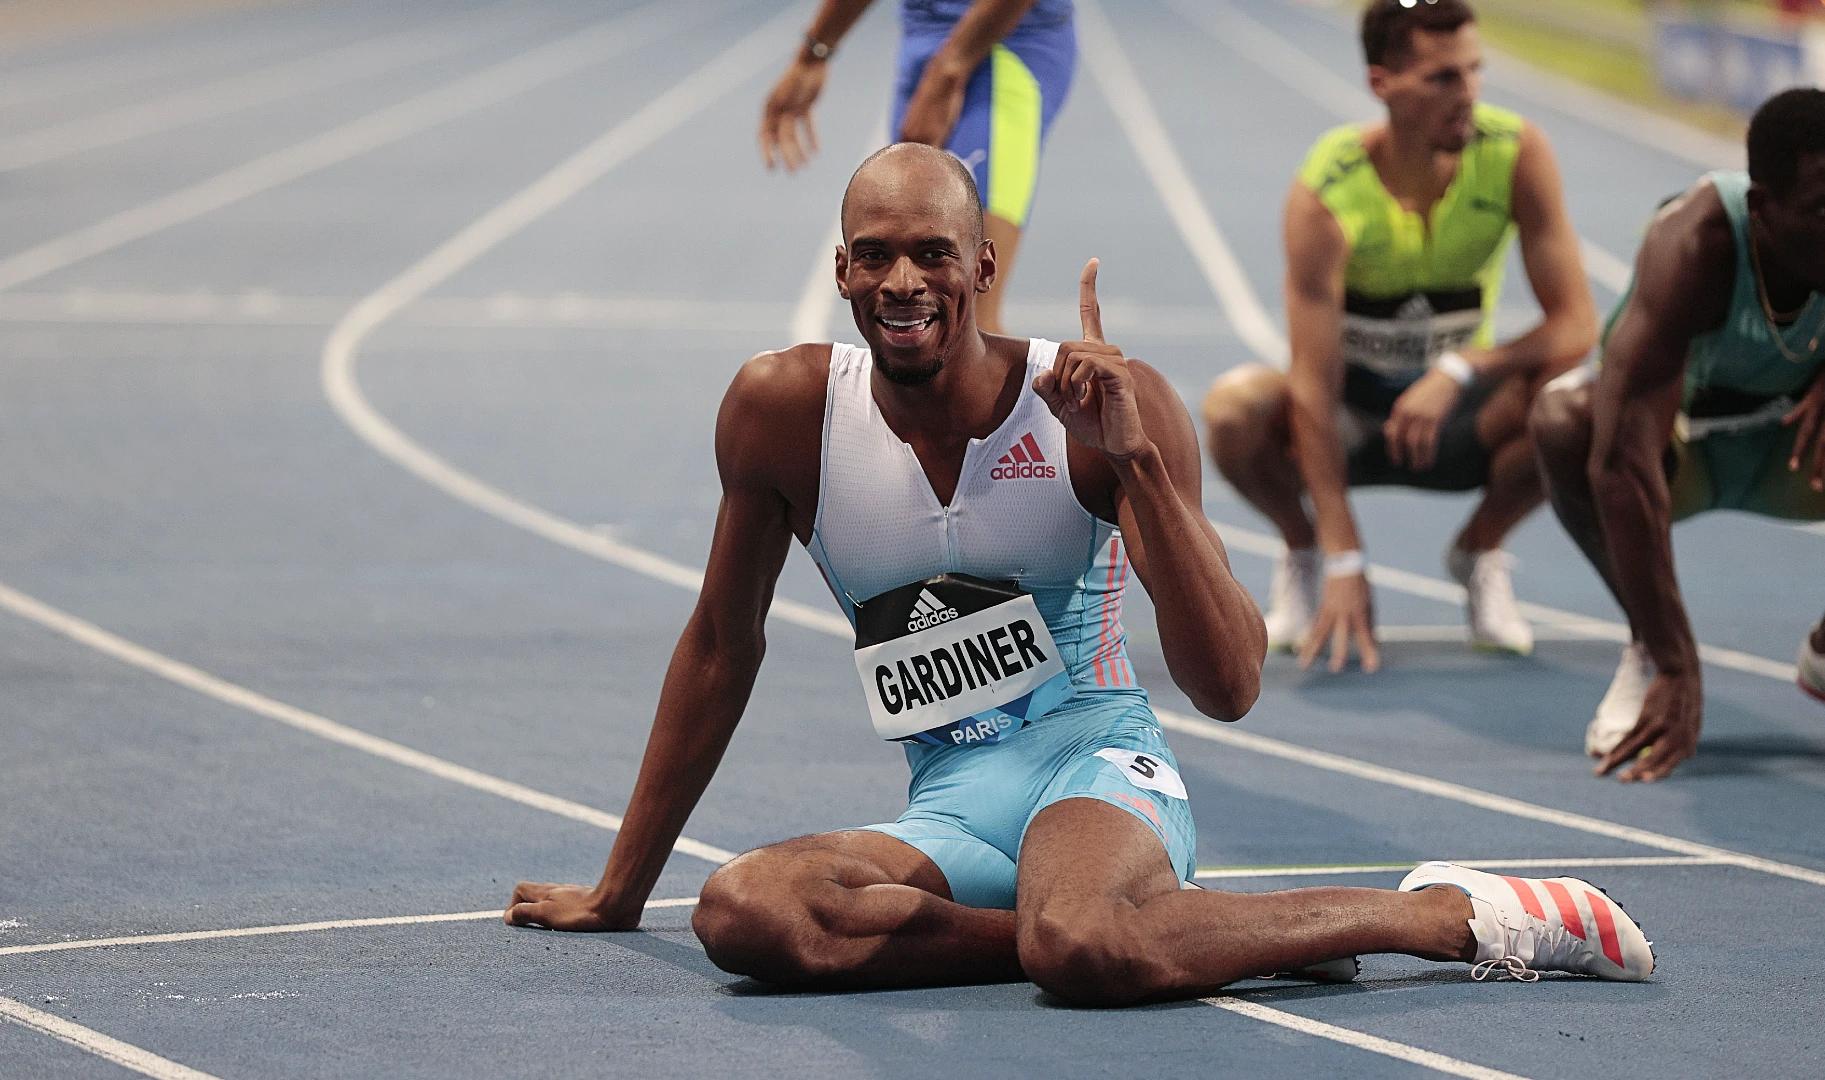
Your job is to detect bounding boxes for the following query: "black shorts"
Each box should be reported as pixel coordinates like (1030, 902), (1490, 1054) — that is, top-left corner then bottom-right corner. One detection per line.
(1337, 364), (1494, 493)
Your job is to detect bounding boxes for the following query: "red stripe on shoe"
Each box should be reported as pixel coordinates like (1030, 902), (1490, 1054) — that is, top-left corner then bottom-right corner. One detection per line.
(1540, 880), (1587, 940)
(1503, 877), (1547, 920)
(1021, 432), (1046, 462)
(1584, 891), (1626, 969)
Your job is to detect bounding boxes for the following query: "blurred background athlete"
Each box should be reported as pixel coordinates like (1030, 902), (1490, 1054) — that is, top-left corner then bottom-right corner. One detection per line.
(759, 0), (1076, 334)
(1200, 0), (1596, 673)
(1532, 89), (1825, 783)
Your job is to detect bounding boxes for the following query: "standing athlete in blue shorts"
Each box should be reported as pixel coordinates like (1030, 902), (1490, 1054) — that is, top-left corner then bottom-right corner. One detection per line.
(758, 0), (1076, 334)
(502, 144), (1654, 1000)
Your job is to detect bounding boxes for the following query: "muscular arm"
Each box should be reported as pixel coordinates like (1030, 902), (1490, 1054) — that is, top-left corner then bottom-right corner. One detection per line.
(1282, 180), (1361, 556)
(803, 0), (877, 50)
(506, 353), (811, 930)
(1589, 190), (1732, 678)
(1113, 364), (1267, 721)
(760, 0), (877, 170)
(1464, 123), (1598, 383)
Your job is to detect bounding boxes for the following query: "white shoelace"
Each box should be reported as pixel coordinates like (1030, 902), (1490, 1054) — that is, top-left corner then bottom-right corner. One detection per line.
(1471, 956), (1540, 983)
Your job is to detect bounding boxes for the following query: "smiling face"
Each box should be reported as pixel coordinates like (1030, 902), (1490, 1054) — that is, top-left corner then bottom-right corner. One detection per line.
(836, 146), (993, 386)
(1751, 152), (1825, 296)
(1370, 24), (1483, 154)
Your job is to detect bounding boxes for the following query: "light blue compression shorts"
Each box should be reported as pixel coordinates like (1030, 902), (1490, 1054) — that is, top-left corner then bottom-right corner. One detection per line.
(893, 5), (1077, 229)
(859, 690), (1198, 910)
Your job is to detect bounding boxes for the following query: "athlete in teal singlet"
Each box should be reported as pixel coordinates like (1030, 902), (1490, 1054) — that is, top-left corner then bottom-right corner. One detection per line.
(1533, 89), (1825, 783)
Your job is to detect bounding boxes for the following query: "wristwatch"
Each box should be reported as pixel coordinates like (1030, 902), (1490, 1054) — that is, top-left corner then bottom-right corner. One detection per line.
(803, 34), (833, 61)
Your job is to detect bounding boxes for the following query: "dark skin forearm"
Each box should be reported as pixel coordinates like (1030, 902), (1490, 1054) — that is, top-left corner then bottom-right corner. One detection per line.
(803, 0), (874, 52)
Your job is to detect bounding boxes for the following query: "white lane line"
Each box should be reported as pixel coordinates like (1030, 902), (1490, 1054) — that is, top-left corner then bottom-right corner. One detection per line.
(0, 7), (513, 173)
(1164, 0), (1634, 296)
(1212, 519), (1802, 682)
(1196, 855), (1726, 880)
(0, 995), (222, 1080)
(1155, 706), (1825, 886)
(1075, 0), (1289, 367)
(1374, 623), (1604, 643)
(320, 1), (849, 642)
(0, 579), (737, 866)
(0, 0), (720, 294)
(789, 117), (889, 345)
(0, 898), (700, 959)
(1204, 998), (1530, 1080)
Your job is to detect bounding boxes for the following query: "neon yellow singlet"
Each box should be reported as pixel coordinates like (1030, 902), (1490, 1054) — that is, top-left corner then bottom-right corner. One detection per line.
(1297, 102), (1525, 380)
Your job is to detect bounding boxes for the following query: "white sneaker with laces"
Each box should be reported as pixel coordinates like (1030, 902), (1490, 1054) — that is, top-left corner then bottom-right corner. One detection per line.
(1264, 546), (1322, 652)
(1446, 546), (1534, 655)
(1587, 642), (1654, 758)
(1798, 629), (1825, 706)
(1400, 861), (1654, 982)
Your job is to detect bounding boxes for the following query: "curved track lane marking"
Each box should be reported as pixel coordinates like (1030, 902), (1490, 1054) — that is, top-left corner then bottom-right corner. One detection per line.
(0, 0), (722, 294)
(0, 898), (699, 959)
(1204, 999), (1529, 1080)
(0, 580), (736, 866)
(0, 995), (221, 1080)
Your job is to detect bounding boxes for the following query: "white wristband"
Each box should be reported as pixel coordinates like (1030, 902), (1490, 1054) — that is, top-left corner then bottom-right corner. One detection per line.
(1433, 350), (1475, 387)
(1323, 550), (1366, 579)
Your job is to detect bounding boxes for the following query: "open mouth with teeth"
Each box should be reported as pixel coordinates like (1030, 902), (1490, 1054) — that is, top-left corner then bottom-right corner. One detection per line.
(875, 310), (941, 346)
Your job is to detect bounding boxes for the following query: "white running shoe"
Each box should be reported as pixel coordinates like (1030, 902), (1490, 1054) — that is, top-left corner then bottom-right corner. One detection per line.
(1447, 546), (1534, 655)
(1400, 861), (1654, 982)
(1587, 642), (1654, 758)
(1799, 629), (1825, 706)
(1264, 546), (1323, 652)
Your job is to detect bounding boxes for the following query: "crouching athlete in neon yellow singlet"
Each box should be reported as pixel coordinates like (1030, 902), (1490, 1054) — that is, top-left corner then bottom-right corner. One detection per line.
(1532, 89), (1825, 783)
(500, 143), (1653, 1000)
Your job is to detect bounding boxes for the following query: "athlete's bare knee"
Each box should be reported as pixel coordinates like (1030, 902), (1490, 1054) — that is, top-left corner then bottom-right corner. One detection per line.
(1202, 365), (1287, 471)
(1017, 903), (1169, 1007)
(1528, 376), (1594, 477)
(694, 853), (826, 981)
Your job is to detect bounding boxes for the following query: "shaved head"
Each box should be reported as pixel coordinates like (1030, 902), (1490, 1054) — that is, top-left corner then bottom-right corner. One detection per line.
(840, 142), (984, 245)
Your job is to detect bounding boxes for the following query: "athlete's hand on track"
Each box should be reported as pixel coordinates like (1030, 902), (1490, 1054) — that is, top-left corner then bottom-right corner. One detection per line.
(503, 881), (638, 932)
(1384, 368), (1462, 472)
(759, 59), (827, 172)
(1784, 373), (1825, 494)
(1035, 260), (1149, 461)
(898, 58), (969, 148)
(1299, 572), (1381, 674)
(1598, 670), (1703, 782)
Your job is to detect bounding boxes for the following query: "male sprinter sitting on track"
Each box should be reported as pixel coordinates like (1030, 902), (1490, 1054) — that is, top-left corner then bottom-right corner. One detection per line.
(1532, 89), (1825, 783)
(1201, 0), (1597, 672)
(759, 0), (1074, 333)
(502, 143), (1652, 1000)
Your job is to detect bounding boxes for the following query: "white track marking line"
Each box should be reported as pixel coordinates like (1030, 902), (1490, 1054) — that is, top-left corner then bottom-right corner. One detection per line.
(1075, 0), (1289, 367)
(0, 996), (221, 1080)
(0, 6), (514, 173)
(789, 118), (890, 345)
(1164, 0), (1633, 295)
(1155, 706), (1825, 886)
(0, 579), (737, 866)
(1203, 998), (1531, 1080)
(1212, 518), (1801, 682)
(320, 1), (848, 642)
(0, 899), (699, 959)
(0, 0), (721, 294)
(1373, 623), (1599, 643)
(1196, 855), (1725, 880)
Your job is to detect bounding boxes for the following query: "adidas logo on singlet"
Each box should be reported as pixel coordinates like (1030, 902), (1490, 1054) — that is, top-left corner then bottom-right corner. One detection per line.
(990, 432), (1056, 481)
(906, 589), (960, 633)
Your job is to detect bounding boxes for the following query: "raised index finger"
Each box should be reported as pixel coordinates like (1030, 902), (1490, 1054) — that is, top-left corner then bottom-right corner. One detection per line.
(1079, 258), (1104, 344)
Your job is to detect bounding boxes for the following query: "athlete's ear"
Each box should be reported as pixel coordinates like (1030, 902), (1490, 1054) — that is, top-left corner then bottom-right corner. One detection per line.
(834, 244), (851, 300)
(975, 238), (997, 295)
(1366, 64), (1392, 104)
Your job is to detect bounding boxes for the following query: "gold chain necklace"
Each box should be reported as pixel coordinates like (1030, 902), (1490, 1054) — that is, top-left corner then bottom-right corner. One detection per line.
(1749, 229), (1825, 364)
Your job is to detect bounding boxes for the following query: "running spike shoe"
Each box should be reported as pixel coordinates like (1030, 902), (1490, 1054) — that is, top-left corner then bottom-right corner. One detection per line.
(1400, 861), (1654, 982)
(1264, 546), (1323, 652)
(1587, 642), (1653, 758)
(1447, 546), (1534, 655)
(1799, 628), (1825, 706)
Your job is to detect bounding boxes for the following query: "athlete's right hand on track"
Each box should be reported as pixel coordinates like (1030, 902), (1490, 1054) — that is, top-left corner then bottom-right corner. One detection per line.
(1299, 573), (1380, 674)
(760, 59), (827, 171)
(503, 881), (638, 932)
(1598, 670), (1702, 782)
(1784, 371), (1825, 493)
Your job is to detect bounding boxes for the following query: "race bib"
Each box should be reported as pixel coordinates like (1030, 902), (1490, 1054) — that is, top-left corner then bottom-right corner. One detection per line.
(1342, 288), (1484, 379)
(852, 574), (1074, 746)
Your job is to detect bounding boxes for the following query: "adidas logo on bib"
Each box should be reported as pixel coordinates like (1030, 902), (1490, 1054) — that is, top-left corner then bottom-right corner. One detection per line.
(991, 433), (1056, 481)
(907, 589), (959, 632)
